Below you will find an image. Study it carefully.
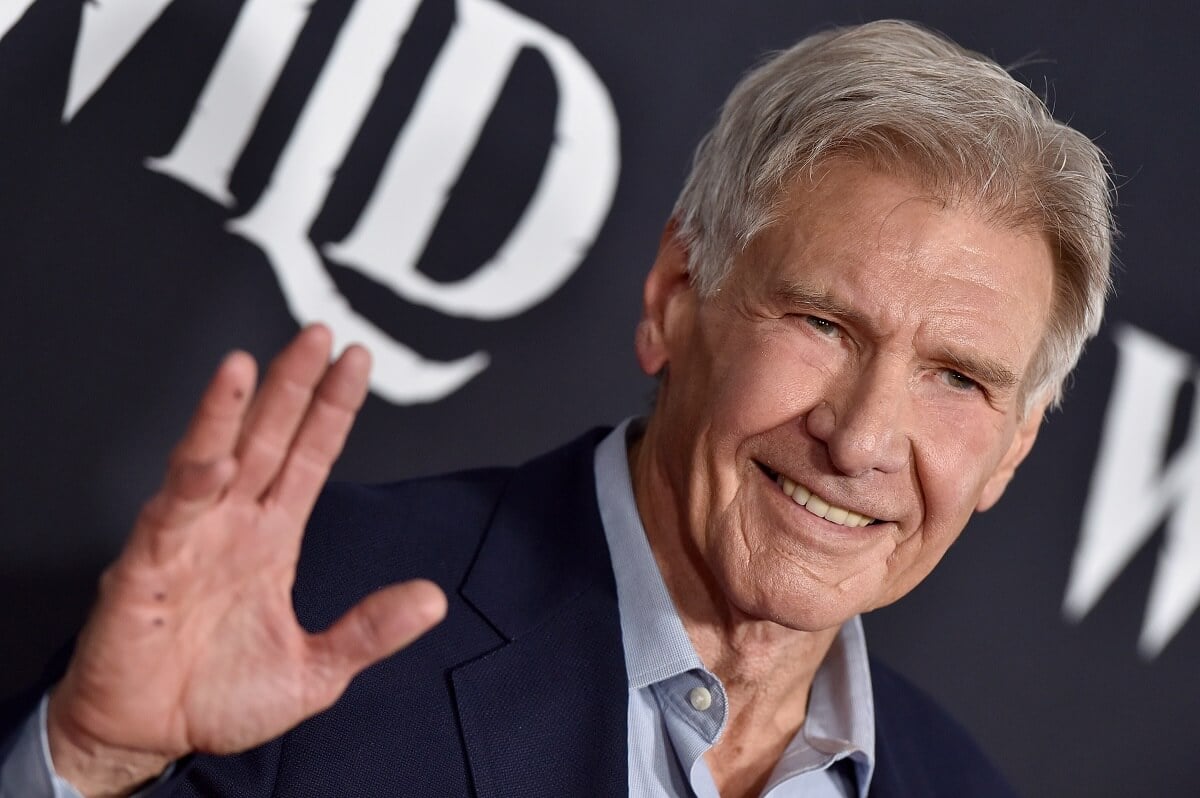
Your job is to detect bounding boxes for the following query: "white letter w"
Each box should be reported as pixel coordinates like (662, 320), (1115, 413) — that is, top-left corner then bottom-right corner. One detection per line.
(1064, 324), (1200, 657)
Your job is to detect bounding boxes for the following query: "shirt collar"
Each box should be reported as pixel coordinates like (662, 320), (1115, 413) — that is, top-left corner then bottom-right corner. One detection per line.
(774, 616), (876, 796)
(595, 418), (704, 688)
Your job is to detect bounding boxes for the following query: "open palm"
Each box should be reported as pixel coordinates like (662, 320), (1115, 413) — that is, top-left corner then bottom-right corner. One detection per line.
(46, 326), (446, 795)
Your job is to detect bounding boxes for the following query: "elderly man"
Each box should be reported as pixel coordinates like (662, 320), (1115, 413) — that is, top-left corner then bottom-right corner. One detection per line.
(0, 19), (1111, 798)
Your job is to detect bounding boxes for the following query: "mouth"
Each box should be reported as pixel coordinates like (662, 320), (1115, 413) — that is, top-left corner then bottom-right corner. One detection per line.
(756, 462), (880, 528)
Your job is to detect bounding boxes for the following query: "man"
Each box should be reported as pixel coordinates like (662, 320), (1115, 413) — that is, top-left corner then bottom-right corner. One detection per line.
(0, 19), (1112, 797)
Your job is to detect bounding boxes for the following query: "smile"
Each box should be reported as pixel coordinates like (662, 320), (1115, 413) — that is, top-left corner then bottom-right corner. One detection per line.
(759, 464), (877, 528)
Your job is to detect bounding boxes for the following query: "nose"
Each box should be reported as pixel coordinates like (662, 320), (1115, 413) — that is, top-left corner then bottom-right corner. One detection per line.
(805, 356), (911, 476)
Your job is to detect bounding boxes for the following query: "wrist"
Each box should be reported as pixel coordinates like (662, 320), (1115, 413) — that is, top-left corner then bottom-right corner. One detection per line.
(46, 691), (174, 798)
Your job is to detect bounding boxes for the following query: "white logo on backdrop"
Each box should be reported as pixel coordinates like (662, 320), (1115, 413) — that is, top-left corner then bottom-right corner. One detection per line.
(1, 0), (620, 403)
(1065, 324), (1200, 658)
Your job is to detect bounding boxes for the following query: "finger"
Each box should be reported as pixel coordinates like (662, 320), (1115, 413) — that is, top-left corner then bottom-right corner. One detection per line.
(133, 352), (255, 542)
(308, 580), (447, 689)
(268, 344), (371, 522)
(171, 351), (257, 467)
(137, 456), (237, 535)
(229, 325), (334, 501)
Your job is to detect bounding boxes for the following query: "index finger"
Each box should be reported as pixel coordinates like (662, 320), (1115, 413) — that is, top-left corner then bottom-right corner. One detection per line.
(170, 350), (258, 467)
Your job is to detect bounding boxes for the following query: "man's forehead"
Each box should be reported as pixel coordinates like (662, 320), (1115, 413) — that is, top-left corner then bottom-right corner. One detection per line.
(740, 165), (1053, 290)
(764, 157), (1042, 244)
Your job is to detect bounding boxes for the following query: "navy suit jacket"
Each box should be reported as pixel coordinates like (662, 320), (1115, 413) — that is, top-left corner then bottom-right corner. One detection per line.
(5, 430), (1018, 797)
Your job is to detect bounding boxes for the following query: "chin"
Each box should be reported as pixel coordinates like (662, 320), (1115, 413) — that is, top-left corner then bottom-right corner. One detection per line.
(719, 563), (871, 633)
(762, 599), (865, 634)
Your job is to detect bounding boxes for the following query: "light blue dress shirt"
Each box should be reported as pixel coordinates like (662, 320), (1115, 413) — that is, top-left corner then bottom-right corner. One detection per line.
(0, 698), (74, 798)
(595, 419), (875, 797)
(2, 421), (876, 797)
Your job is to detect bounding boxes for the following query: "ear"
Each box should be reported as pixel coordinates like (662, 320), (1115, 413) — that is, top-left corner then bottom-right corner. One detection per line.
(976, 400), (1048, 512)
(635, 220), (696, 376)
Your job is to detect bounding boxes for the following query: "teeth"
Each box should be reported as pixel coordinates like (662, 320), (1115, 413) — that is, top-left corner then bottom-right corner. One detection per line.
(807, 495), (830, 518)
(774, 474), (875, 528)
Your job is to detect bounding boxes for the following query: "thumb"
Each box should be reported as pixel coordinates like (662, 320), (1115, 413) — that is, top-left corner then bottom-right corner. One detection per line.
(310, 579), (447, 688)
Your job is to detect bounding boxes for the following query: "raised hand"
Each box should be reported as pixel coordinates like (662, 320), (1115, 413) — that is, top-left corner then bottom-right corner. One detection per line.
(45, 326), (447, 797)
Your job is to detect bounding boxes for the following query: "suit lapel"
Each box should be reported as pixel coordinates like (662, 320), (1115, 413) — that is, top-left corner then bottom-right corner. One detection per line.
(452, 429), (627, 797)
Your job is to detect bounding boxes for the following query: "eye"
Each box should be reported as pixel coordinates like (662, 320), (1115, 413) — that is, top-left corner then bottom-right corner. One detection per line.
(940, 369), (980, 392)
(803, 315), (841, 338)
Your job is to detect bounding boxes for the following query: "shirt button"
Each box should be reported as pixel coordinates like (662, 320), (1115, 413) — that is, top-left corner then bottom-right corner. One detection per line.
(688, 686), (713, 711)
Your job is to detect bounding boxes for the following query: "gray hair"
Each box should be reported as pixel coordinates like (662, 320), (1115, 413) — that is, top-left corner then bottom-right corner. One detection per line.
(673, 19), (1115, 410)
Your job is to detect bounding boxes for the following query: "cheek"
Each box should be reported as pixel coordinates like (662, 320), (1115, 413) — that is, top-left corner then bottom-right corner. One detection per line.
(915, 409), (1013, 533)
(712, 331), (833, 427)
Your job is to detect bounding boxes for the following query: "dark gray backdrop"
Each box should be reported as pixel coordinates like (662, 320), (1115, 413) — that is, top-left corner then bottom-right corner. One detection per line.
(2, 2), (1197, 796)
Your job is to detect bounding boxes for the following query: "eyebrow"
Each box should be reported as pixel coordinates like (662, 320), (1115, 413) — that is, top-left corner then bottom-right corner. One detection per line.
(933, 348), (1020, 391)
(772, 281), (1021, 391)
(772, 282), (870, 328)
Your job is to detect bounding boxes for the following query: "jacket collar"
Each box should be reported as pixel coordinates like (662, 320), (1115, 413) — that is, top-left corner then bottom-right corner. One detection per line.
(452, 429), (627, 796)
